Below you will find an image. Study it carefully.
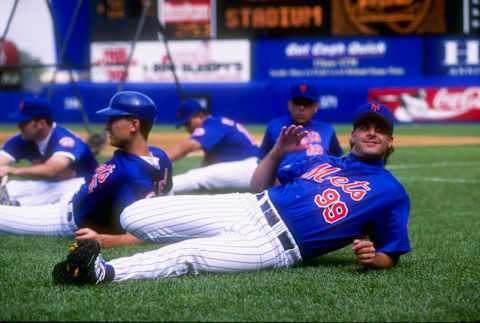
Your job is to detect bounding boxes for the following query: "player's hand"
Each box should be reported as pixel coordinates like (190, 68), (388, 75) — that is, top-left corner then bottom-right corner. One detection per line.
(275, 125), (308, 155)
(0, 166), (14, 177)
(352, 239), (376, 265)
(75, 227), (100, 243)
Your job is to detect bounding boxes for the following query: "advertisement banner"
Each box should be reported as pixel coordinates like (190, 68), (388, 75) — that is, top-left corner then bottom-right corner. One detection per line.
(90, 40), (250, 83)
(425, 36), (480, 77)
(160, 0), (212, 39)
(0, 39), (21, 90)
(369, 87), (480, 122)
(254, 37), (422, 79)
(216, 0), (330, 38)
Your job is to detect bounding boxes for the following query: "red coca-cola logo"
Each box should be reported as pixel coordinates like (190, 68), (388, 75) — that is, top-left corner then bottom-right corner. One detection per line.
(433, 88), (480, 112)
(0, 39), (20, 66)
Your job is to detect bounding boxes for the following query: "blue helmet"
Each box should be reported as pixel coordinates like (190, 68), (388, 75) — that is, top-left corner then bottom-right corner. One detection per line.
(96, 91), (157, 124)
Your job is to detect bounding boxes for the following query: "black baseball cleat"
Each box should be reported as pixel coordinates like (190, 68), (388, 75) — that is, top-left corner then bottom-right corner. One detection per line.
(52, 239), (113, 285)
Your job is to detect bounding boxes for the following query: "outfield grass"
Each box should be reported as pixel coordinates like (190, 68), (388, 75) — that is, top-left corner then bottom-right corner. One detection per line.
(2, 122), (479, 137)
(0, 125), (479, 321)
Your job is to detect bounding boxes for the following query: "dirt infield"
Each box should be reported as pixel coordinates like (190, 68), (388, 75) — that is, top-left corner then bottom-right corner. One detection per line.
(1, 132), (479, 156)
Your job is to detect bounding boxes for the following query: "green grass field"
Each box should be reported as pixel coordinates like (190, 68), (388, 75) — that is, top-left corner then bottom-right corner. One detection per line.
(0, 124), (479, 321)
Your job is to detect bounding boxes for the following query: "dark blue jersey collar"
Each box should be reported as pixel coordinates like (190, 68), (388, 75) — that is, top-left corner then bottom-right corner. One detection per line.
(346, 152), (385, 167)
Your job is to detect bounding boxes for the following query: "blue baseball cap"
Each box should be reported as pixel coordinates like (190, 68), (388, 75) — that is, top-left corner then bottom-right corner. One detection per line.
(353, 102), (395, 135)
(175, 99), (205, 128)
(9, 97), (52, 122)
(96, 91), (157, 124)
(289, 82), (318, 102)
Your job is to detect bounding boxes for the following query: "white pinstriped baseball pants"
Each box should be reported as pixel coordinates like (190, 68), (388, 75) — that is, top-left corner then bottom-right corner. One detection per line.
(0, 191), (77, 236)
(6, 177), (84, 206)
(110, 192), (302, 281)
(172, 157), (259, 194)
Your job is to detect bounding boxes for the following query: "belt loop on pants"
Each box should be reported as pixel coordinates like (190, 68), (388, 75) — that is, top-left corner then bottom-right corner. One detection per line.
(255, 191), (302, 264)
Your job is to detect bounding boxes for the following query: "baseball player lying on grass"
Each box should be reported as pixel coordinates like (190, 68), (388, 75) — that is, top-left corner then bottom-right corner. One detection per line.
(167, 99), (261, 194)
(52, 102), (411, 285)
(260, 82), (344, 167)
(0, 91), (172, 248)
(0, 97), (98, 206)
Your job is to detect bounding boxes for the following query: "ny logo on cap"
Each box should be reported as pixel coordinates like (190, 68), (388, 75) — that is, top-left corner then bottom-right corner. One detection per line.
(19, 102), (24, 111)
(370, 103), (380, 112)
(300, 84), (307, 93)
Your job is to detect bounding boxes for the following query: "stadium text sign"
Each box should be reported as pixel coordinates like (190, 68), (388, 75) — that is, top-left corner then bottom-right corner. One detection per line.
(216, 0), (330, 37)
(90, 40), (250, 83)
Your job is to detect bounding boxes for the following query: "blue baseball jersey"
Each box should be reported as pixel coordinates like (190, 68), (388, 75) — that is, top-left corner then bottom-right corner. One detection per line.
(268, 153), (410, 260)
(1, 125), (98, 179)
(72, 147), (172, 234)
(260, 116), (343, 165)
(190, 116), (261, 163)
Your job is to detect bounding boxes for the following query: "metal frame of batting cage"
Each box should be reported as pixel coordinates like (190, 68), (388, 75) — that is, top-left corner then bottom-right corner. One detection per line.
(116, 0), (184, 100)
(1, 0), (187, 151)
(0, 0), (107, 155)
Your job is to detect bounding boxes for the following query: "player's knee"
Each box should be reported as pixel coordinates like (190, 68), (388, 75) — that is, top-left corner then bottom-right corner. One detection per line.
(119, 202), (139, 232)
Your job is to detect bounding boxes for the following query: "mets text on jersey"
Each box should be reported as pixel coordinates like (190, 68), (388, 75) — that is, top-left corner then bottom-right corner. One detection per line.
(301, 163), (371, 224)
(88, 164), (116, 193)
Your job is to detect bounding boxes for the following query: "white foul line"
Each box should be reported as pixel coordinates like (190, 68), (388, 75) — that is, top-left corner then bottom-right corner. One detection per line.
(387, 161), (480, 184)
(387, 161), (480, 170)
(396, 176), (480, 184)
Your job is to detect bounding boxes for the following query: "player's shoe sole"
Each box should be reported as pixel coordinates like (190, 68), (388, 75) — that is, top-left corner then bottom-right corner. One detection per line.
(52, 239), (101, 285)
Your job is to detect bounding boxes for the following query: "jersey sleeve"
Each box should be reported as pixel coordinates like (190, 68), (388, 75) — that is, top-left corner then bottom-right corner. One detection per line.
(277, 154), (330, 184)
(189, 122), (224, 151)
(0, 149), (15, 162)
(51, 135), (83, 162)
(1, 135), (26, 162)
(277, 157), (310, 184)
(367, 187), (411, 255)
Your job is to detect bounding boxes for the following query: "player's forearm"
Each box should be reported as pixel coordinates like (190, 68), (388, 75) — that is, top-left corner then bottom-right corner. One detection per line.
(97, 233), (145, 248)
(6, 155), (71, 179)
(166, 140), (200, 161)
(250, 146), (285, 193)
(166, 146), (187, 161)
(9, 164), (60, 179)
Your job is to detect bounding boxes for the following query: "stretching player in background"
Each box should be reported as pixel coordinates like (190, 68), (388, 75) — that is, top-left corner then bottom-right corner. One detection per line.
(0, 91), (172, 248)
(260, 82), (343, 168)
(167, 99), (261, 194)
(52, 102), (411, 285)
(0, 97), (98, 206)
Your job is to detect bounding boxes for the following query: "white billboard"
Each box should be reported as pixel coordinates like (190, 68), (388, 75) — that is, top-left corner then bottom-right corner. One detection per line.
(90, 40), (250, 83)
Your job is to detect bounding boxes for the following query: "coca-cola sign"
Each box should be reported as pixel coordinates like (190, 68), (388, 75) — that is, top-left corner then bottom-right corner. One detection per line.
(369, 87), (480, 122)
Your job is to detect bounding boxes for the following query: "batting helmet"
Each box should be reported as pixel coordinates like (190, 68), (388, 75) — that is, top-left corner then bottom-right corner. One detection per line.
(96, 91), (157, 124)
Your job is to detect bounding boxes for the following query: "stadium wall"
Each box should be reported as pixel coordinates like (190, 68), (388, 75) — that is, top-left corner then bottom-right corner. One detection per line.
(1, 1), (479, 125)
